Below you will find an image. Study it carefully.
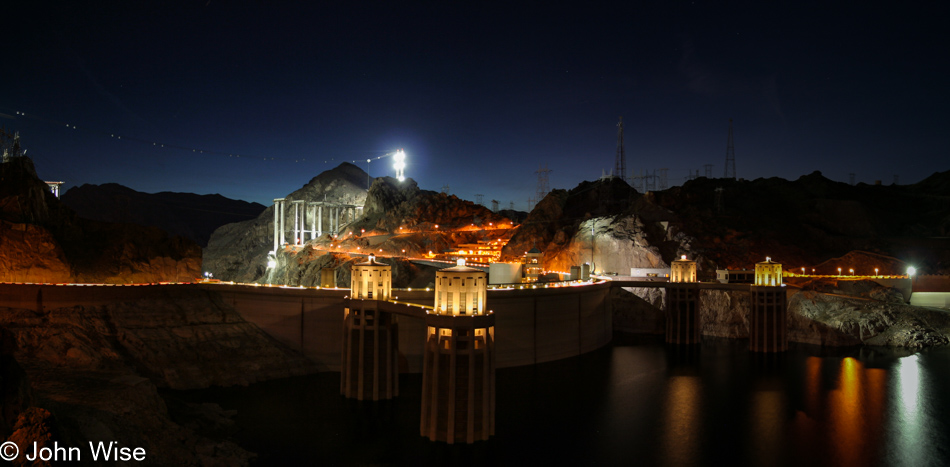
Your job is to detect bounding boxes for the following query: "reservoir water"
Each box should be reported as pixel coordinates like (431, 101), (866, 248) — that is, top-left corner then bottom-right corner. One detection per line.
(171, 334), (950, 466)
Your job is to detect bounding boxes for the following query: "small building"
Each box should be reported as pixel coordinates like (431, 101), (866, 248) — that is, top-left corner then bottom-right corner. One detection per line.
(716, 269), (754, 284)
(523, 247), (543, 282)
(631, 268), (671, 279)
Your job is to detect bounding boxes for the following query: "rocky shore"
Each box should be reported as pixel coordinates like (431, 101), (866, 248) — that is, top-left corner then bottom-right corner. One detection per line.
(0, 285), (316, 466)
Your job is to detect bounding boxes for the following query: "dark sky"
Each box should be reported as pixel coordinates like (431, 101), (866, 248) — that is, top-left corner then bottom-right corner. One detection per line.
(4, 1), (947, 208)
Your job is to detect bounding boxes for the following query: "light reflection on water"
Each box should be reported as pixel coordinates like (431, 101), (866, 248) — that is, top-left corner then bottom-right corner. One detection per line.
(169, 335), (950, 466)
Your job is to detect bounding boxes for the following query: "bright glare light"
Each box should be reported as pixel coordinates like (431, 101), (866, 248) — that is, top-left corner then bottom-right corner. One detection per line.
(907, 266), (917, 276)
(393, 149), (406, 181)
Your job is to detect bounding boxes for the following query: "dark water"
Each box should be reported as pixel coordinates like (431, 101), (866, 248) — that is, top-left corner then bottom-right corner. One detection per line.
(169, 334), (950, 466)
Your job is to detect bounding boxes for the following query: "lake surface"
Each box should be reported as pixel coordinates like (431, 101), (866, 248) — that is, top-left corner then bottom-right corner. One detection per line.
(171, 334), (950, 466)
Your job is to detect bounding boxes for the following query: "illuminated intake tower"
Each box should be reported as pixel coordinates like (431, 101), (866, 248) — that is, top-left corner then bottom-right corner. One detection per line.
(666, 255), (701, 344)
(420, 259), (495, 444)
(340, 255), (399, 400)
(749, 257), (787, 352)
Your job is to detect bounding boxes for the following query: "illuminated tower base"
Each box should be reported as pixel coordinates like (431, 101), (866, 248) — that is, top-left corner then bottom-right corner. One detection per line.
(666, 283), (701, 345)
(420, 313), (495, 444)
(749, 286), (787, 352)
(340, 299), (399, 400)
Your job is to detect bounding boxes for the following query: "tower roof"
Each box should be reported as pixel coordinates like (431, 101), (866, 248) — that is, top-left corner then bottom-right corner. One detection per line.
(527, 247), (542, 254)
(439, 258), (484, 273)
(357, 254), (387, 266)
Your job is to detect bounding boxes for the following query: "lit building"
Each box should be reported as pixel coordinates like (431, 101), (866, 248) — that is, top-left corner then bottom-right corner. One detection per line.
(446, 239), (507, 264)
(340, 255), (399, 400)
(670, 255), (697, 283)
(421, 259), (495, 444)
(523, 247), (543, 282)
(667, 255), (700, 345)
(754, 257), (782, 286)
(750, 257), (787, 352)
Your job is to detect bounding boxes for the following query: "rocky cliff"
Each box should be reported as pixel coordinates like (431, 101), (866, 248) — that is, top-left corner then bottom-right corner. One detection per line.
(0, 284), (316, 465)
(61, 183), (265, 247)
(0, 156), (201, 284)
(502, 178), (684, 274)
(613, 284), (950, 349)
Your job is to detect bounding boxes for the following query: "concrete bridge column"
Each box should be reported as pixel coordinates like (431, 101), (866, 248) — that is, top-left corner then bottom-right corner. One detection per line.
(317, 205), (323, 237)
(293, 201), (300, 244)
(273, 198), (284, 252)
(309, 203), (316, 240)
(279, 199), (286, 246)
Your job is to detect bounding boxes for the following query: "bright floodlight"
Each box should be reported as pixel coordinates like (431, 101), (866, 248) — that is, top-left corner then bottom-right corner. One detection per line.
(394, 149), (406, 181)
(907, 266), (916, 276)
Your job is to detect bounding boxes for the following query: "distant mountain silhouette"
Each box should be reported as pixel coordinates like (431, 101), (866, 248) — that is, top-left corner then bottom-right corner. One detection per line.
(61, 183), (265, 247)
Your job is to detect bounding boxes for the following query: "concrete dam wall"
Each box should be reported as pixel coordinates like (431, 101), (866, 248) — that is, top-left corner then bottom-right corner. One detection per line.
(203, 282), (613, 373)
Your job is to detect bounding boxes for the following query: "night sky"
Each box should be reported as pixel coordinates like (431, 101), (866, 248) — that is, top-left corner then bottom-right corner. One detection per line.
(4, 1), (947, 209)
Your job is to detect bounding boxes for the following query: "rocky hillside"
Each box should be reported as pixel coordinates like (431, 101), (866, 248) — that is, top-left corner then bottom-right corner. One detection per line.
(0, 156), (201, 283)
(649, 170), (950, 274)
(204, 162), (372, 283)
(501, 178), (684, 274)
(61, 183), (265, 247)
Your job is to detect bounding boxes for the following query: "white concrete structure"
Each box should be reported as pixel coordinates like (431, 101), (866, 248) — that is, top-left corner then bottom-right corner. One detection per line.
(489, 263), (522, 285)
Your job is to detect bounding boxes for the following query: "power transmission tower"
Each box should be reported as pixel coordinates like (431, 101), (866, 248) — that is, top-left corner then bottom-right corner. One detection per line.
(475, 194), (484, 206)
(724, 118), (736, 179)
(491, 200), (499, 213)
(645, 170), (657, 192)
(658, 168), (669, 190)
(631, 169), (645, 192)
(615, 117), (627, 184)
(509, 201), (515, 210)
(849, 173), (856, 186)
(535, 164), (552, 204)
(704, 164), (713, 178)
(893, 174), (899, 185)
(441, 184), (450, 194)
